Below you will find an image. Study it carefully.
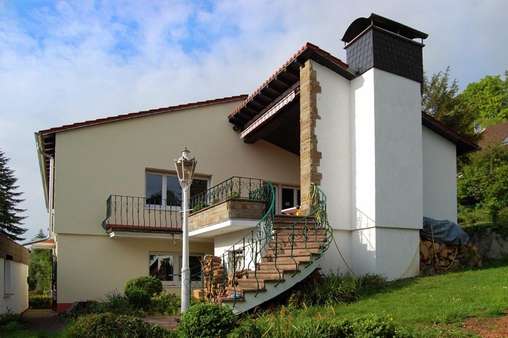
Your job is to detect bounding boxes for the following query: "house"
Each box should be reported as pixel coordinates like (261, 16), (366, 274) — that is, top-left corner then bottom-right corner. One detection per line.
(1, 235), (30, 314)
(34, 14), (477, 313)
(479, 121), (508, 149)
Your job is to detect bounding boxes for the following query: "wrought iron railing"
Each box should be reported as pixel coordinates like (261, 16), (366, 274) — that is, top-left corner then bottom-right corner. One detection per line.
(199, 184), (334, 308)
(102, 195), (182, 233)
(190, 176), (268, 212)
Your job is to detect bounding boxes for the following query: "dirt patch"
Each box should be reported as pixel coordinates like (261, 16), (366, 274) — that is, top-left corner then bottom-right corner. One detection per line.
(464, 313), (508, 338)
(21, 309), (66, 332)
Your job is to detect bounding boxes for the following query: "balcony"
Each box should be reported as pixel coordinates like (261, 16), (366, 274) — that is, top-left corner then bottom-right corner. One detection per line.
(188, 177), (271, 238)
(102, 195), (182, 236)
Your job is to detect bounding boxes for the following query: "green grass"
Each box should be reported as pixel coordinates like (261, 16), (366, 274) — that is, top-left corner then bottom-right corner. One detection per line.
(256, 261), (508, 336)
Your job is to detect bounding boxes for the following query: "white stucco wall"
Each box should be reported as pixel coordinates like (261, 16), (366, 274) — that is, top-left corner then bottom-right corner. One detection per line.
(422, 126), (458, 222)
(349, 68), (422, 280)
(374, 69), (423, 229)
(55, 233), (213, 303)
(0, 258), (29, 314)
(314, 61), (352, 231)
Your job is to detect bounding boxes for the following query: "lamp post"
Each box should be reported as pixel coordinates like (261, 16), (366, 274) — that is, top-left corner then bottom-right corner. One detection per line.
(174, 147), (197, 313)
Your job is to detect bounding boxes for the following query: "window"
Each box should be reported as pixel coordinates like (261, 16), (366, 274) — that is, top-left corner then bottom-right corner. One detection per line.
(145, 172), (208, 206)
(280, 187), (301, 211)
(4, 256), (13, 296)
(149, 254), (176, 282)
(149, 253), (203, 284)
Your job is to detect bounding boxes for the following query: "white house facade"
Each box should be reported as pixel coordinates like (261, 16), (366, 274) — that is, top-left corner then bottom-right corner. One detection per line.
(35, 14), (477, 313)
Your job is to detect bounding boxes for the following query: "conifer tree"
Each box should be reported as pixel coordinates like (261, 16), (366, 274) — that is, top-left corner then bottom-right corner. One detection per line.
(0, 149), (26, 240)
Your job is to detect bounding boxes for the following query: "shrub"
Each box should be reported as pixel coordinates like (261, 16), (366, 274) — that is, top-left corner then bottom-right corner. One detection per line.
(0, 313), (21, 327)
(179, 303), (236, 338)
(29, 294), (52, 309)
(66, 312), (169, 338)
(227, 319), (263, 338)
(126, 287), (151, 310)
(352, 315), (400, 337)
(101, 292), (135, 315)
(359, 274), (386, 291)
(151, 293), (180, 315)
(125, 276), (163, 297)
(255, 313), (410, 338)
(64, 301), (103, 319)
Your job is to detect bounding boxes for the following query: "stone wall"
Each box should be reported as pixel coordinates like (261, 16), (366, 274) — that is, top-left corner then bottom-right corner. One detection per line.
(299, 60), (322, 214)
(468, 228), (508, 260)
(189, 199), (265, 231)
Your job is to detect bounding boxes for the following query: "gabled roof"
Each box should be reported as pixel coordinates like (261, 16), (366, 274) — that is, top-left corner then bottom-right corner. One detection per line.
(38, 95), (247, 136)
(479, 121), (508, 149)
(35, 95), (247, 207)
(422, 112), (479, 154)
(228, 42), (355, 128)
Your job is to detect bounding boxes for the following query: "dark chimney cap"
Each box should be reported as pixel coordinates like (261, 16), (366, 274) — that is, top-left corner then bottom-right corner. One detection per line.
(342, 13), (428, 43)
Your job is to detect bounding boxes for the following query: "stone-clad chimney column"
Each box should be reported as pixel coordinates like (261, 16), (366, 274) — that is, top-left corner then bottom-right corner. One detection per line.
(299, 60), (322, 214)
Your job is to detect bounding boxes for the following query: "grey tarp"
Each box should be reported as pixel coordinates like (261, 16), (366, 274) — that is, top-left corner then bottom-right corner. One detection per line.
(421, 217), (470, 245)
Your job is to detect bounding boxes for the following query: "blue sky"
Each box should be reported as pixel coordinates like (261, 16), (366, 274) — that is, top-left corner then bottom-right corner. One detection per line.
(0, 0), (507, 241)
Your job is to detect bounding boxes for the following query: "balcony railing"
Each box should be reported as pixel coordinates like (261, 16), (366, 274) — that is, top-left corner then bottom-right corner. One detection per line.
(189, 176), (270, 213)
(102, 195), (182, 233)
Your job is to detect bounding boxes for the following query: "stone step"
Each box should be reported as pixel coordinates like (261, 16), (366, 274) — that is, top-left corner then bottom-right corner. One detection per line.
(270, 234), (328, 243)
(245, 271), (283, 281)
(265, 247), (321, 256)
(262, 255), (312, 264)
(258, 261), (304, 272)
(267, 241), (324, 250)
(236, 279), (266, 290)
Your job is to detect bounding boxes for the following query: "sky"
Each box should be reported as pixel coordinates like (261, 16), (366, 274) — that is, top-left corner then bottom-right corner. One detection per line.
(0, 0), (507, 241)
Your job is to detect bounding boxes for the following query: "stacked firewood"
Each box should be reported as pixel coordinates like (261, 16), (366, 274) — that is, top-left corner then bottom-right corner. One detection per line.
(196, 255), (225, 302)
(420, 239), (482, 274)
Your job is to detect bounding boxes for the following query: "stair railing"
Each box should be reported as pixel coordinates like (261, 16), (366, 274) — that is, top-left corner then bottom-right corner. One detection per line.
(200, 183), (334, 309)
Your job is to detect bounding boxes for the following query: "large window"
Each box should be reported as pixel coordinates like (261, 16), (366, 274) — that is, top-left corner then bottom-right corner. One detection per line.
(146, 172), (208, 206)
(149, 253), (203, 285)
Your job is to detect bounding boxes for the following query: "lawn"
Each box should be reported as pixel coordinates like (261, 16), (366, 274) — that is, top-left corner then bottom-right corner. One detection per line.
(256, 260), (508, 336)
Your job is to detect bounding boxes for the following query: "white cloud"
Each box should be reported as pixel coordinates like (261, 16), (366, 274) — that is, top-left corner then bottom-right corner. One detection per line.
(0, 0), (507, 240)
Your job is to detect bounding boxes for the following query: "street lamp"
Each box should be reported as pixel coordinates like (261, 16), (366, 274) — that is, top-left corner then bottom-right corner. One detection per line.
(174, 147), (197, 313)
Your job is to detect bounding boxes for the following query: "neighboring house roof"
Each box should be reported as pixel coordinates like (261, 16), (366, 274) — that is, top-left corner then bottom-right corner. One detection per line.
(23, 238), (55, 250)
(0, 234), (30, 265)
(478, 121), (508, 149)
(421, 113), (479, 154)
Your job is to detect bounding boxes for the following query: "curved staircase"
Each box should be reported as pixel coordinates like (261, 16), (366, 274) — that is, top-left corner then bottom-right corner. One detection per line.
(199, 183), (333, 314)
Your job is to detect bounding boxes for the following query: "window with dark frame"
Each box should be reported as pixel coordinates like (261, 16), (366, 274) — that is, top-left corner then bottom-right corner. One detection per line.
(145, 172), (208, 206)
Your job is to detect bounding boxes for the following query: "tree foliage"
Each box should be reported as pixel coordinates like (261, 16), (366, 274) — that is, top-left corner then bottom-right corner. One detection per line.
(459, 72), (508, 127)
(422, 67), (477, 138)
(458, 145), (508, 223)
(0, 149), (26, 240)
(28, 249), (52, 293)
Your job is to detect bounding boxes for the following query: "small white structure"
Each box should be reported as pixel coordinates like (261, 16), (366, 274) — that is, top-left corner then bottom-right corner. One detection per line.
(1, 235), (30, 314)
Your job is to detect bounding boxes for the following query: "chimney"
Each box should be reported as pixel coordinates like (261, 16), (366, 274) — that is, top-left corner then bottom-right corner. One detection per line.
(341, 13), (428, 83)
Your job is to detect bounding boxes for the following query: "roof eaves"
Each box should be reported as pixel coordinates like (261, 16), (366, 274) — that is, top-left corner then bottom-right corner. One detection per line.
(38, 94), (248, 136)
(422, 112), (479, 154)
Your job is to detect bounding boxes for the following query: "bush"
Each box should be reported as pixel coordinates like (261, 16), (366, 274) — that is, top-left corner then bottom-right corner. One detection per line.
(126, 288), (151, 310)
(101, 292), (136, 315)
(0, 313), (21, 327)
(151, 293), (180, 315)
(254, 314), (410, 338)
(125, 276), (163, 297)
(67, 312), (169, 338)
(287, 272), (387, 308)
(227, 319), (263, 338)
(64, 301), (103, 319)
(29, 294), (52, 309)
(179, 303), (236, 338)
